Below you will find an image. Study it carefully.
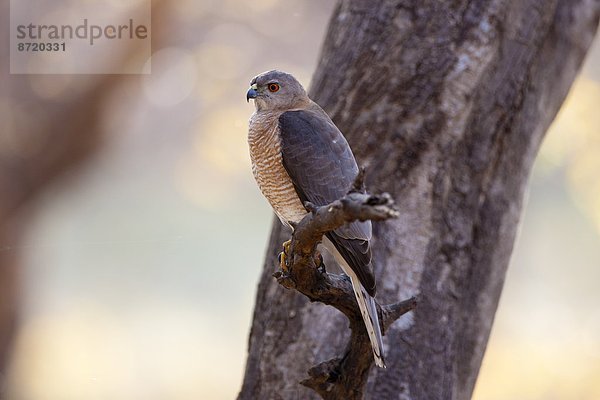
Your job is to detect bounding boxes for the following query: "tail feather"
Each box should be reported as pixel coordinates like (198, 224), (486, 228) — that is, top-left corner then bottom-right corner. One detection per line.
(349, 274), (386, 368)
(366, 289), (386, 368)
(321, 237), (386, 368)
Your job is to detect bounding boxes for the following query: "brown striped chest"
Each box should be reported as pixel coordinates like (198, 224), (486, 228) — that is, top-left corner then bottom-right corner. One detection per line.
(247, 112), (307, 225)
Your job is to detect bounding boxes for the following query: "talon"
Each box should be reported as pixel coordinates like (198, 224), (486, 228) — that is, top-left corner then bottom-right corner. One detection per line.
(278, 251), (287, 272)
(282, 239), (291, 255)
(279, 240), (292, 272)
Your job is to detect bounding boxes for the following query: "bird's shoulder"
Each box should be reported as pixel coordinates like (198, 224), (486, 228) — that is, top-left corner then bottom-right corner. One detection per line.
(279, 101), (331, 122)
(278, 103), (343, 142)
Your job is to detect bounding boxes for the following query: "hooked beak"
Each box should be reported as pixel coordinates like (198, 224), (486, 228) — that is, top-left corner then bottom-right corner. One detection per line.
(246, 83), (258, 102)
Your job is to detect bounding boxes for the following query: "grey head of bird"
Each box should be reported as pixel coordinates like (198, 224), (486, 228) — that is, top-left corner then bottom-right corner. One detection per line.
(246, 70), (309, 112)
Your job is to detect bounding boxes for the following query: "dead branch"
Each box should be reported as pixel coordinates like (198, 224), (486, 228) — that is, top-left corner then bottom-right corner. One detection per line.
(272, 182), (418, 400)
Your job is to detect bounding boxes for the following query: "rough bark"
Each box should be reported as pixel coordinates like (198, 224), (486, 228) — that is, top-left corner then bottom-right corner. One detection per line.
(239, 0), (599, 399)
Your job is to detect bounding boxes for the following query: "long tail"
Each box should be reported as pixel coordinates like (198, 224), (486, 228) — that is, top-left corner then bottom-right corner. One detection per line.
(348, 273), (386, 368)
(321, 238), (386, 368)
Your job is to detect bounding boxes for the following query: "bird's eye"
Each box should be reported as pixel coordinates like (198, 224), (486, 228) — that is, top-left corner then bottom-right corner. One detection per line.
(268, 83), (280, 92)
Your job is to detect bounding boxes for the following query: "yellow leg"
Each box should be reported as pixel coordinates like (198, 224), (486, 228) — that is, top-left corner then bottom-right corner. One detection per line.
(278, 240), (292, 272)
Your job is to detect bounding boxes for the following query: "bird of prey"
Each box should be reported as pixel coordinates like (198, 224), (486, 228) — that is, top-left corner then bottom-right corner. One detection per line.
(246, 70), (385, 368)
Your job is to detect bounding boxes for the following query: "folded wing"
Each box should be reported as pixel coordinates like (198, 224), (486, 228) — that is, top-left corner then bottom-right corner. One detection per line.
(278, 108), (377, 295)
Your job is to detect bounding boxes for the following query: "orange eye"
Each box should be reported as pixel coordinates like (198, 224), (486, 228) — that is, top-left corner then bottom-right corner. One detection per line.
(268, 83), (280, 92)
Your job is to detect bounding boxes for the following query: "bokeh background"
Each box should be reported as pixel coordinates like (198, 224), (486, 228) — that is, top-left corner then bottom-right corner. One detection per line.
(1, 1), (599, 399)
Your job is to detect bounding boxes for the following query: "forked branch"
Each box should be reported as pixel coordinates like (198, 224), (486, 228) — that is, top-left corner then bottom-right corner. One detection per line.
(272, 174), (418, 400)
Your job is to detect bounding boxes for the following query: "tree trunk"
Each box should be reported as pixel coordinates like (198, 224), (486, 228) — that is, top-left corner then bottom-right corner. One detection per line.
(238, 0), (599, 399)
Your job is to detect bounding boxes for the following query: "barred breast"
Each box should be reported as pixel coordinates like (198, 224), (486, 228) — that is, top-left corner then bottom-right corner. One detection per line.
(248, 111), (307, 226)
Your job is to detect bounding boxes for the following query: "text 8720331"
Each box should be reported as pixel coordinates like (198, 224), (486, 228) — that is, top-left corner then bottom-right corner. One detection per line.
(17, 42), (66, 52)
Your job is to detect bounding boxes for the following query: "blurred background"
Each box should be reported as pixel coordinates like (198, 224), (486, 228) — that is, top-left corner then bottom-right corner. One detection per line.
(1, 1), (598, 399)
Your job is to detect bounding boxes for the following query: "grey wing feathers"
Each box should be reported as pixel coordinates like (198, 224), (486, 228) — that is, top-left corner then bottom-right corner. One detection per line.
(278, 108), (377, 295)
(325, 233), (375, 294)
